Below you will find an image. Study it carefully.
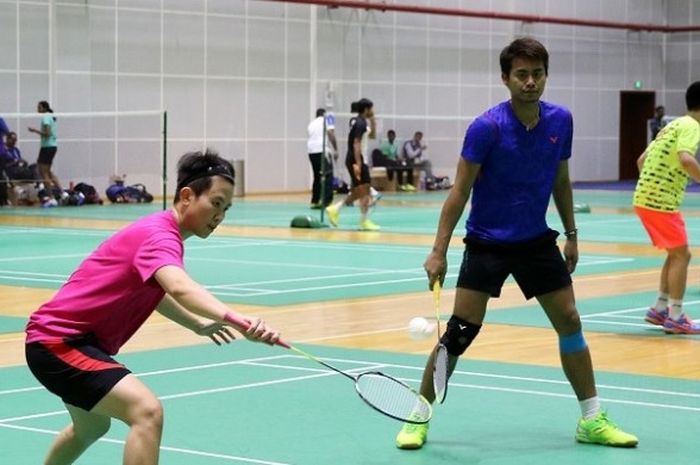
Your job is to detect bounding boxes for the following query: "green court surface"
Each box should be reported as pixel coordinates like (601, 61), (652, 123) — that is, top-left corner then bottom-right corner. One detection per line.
(0, 226), (665, 306)
(0, 316), (28, 334)
(4, 190), (700, 242)
(2, 189), (700, 465)
(484, 290), (700, 338)
(1, 343), (697, 465)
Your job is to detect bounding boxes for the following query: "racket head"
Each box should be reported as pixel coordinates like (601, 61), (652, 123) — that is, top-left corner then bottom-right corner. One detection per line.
(354, 372), (432, 424)
(431, 281), (448, 403)
(433, 344), (449, 404)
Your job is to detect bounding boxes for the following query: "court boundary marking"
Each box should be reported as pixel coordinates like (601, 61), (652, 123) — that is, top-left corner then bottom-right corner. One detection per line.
(1, 351), (698, 463)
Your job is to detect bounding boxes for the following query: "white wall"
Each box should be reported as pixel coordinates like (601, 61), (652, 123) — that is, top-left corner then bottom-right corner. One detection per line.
(0, 0), (697, 193)
(663, 0), (700, 116)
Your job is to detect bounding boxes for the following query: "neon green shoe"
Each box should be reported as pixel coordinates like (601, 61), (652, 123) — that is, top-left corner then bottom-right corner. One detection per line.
(359, 219), (381, 231)
(325, 205), (339, 227)
(395, 421), (429, 449)
(575, 412), (638, 448)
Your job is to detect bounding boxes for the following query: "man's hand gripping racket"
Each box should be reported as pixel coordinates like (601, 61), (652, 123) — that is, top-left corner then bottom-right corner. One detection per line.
(225, 313), (432, 424)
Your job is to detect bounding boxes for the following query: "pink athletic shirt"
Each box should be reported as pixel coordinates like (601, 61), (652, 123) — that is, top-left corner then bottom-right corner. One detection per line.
(26, 210), (184, 355)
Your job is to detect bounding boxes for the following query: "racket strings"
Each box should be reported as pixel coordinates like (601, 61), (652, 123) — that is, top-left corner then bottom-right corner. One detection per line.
(432, 282), (449, 403)
(433, 346), (449, 403)
(355, 373), (431, 423)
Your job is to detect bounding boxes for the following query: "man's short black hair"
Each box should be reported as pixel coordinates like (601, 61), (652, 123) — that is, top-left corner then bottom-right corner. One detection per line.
(316, 108), (326, 117)
(354, 98), (373, 115)
(686, 81), (700, 111)
(174, 149), (235, 203)
(500, 37), (549, 76)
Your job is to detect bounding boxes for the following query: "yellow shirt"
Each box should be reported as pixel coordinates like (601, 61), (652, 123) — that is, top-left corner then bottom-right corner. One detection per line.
(633, 115), (700, 212)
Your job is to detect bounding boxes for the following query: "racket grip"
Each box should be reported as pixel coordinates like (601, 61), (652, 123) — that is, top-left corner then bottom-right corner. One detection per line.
(432, 280), (441, 297)
(223, 312), (291, 349)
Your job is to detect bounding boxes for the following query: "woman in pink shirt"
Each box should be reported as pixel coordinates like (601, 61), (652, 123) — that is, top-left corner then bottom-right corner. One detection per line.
(25, 150), (281, 465)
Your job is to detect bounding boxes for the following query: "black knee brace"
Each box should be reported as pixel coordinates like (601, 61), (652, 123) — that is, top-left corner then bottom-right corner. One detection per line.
(439, 315), (481, 356)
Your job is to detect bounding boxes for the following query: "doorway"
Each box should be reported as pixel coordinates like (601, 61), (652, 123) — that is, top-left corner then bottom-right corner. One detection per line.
(619, 91), (655, 180)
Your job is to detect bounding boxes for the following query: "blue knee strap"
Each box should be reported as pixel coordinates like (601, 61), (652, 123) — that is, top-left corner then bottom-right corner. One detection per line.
(559, 330), (587, 353)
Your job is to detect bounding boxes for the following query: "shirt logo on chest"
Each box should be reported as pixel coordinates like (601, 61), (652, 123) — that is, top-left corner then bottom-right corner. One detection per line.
(549, 136), (559, 144)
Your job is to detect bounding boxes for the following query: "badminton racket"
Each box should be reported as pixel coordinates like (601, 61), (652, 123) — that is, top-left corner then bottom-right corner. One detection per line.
(226, 314), (432, 424)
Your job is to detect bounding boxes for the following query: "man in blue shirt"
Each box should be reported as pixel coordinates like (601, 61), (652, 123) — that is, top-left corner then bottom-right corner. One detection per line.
(2, 132), (31, 179)
(396, 37), (638, 450)
(0, 116), (9, 155)
(0, 117), (9, 206)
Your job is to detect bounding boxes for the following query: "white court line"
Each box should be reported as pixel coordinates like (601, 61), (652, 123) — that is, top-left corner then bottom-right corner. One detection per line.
(0, 423), (292, 465)
(187, 240), (292, 250)
(0, 253), (87, 263)
(209, 268), (423, 290)
(579, 319), (658, 328)
(0, 354), (291, 396)
(257, 356), (700, 401)
(209, 275), (430, 297)
(0, 274), (65, 284)
(577, 257), (634, 265)
(582, 300), (700, 319)
(2, 364), (697, 427)
(0, 370), (339, 424)
(189, 256), (384, 273)
(0, 227), (110, 237)
(8, 347), (694, 403)
(0, 270), (66, 278)
(575, 218), (640, 226)
(439, 380), (700, 413)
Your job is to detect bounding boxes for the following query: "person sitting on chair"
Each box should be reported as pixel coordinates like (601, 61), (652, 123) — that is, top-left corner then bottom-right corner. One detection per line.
(402, 131), (435, 188)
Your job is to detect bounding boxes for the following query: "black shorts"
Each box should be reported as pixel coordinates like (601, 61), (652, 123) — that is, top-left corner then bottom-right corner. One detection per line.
(25, 334), (131, 411)
(456, 229), (572, 299)
(37, 146), (57, 165)
(345, 159), (370, 187)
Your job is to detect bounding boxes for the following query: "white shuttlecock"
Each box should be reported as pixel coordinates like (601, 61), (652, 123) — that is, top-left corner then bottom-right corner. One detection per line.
(408, 317), (437, 340)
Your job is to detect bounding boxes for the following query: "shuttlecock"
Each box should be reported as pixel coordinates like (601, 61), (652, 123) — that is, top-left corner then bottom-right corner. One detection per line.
(408, 317), (436, 340)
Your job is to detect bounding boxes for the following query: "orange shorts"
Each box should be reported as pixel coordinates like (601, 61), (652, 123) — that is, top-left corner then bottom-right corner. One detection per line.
(634, 206), (688, 249)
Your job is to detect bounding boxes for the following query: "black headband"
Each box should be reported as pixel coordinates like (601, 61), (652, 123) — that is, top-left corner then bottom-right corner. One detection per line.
(177, 164), (235, 192)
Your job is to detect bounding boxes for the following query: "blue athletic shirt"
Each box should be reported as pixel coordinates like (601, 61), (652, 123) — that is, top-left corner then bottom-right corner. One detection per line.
(0, 117), (8, 155)
(461, 100), (573, 243)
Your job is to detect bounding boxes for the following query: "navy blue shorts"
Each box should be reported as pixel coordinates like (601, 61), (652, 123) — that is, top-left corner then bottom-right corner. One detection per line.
(26, 334), (131, 411)
(456, 230), (572, 299)
(37, 146), (57, 166)
(345, 160), (371, 187)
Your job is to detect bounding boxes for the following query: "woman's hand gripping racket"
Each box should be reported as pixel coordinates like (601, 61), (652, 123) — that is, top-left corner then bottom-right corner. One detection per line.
(432, 281), (449, 404)
(225, 314), (432, 424)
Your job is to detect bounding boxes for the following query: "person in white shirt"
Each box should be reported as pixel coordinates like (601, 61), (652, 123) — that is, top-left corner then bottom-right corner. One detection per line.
(402, 131), (435, 187)
(307, 108), (338, 208)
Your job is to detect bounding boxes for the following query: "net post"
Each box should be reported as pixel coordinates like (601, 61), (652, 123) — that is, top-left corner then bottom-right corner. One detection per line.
(162, 110), (168, 211)
(320, 114), (327, 223)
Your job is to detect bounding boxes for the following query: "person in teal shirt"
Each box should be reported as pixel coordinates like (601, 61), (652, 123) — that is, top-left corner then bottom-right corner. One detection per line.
(29, 100), (61, 190)
(375, 129), (415, 190)
(379, 129), (399, 160)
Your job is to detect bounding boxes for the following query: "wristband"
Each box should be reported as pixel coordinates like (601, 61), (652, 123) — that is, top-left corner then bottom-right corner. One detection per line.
(564, 228), (578, 239)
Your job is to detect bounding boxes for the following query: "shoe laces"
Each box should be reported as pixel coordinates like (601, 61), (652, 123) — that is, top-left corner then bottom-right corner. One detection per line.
(588, 412), (619, 431)
(402, 421), (424, 434)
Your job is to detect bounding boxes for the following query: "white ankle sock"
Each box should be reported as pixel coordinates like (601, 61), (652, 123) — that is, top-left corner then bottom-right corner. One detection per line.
(580, 396), (600, 420)
(668, 299), (683, 320)
(654, 293), (668, 312)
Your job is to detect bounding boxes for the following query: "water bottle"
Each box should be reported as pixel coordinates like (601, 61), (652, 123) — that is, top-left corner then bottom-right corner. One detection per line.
(419, 172), (426, 190)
